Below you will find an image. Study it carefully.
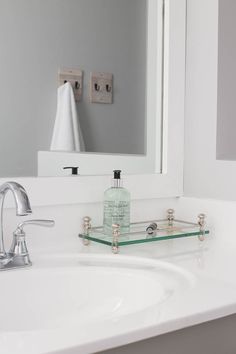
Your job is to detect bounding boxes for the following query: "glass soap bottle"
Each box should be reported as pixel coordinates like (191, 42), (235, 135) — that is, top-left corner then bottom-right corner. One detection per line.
(103, 170), (130, 235)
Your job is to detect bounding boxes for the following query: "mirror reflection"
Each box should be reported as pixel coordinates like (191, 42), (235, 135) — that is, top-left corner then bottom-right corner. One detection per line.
(0, 0), (148, 177)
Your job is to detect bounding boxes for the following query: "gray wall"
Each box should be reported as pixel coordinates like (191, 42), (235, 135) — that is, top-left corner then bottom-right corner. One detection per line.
(217, 0), (236, 160)
(0, 0), (147, 177)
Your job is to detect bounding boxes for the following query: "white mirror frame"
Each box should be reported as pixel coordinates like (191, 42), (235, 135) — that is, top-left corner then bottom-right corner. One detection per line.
(1, 0), (186, 208)
(38, 0), (163, 176)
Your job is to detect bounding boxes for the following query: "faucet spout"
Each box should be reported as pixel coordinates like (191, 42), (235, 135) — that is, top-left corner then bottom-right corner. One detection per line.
(0, 182), (32, 259)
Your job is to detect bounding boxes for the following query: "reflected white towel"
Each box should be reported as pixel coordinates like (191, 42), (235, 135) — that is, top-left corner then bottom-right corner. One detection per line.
(50, 82), (85, 151)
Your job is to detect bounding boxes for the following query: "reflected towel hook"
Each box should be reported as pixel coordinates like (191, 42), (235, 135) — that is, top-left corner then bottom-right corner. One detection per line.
(63, 80), (80, 90)
(94, 83), (100, 91)
(106, 84), (112, 92)
(75, 81), (80, 90)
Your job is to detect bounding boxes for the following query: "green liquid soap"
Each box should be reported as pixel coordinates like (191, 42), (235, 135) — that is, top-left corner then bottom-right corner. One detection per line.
(103, 170), (130, 235)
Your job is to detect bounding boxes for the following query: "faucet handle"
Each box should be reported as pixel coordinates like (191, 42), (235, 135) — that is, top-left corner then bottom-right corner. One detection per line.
(9, 220), (55, 265)
(15, 219), (55, 234)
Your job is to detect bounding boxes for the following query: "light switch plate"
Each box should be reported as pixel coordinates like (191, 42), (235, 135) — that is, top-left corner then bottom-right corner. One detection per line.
(90, 72), (113, 104)
(58, 68), (83, 102)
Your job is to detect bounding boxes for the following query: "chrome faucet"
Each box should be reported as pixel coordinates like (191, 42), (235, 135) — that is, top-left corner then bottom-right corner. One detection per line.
(0, 182), (32, 259)
(0, 181), (54, 270)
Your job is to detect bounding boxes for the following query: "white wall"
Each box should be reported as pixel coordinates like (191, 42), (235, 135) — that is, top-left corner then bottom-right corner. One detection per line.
(184, 0), (236, 200)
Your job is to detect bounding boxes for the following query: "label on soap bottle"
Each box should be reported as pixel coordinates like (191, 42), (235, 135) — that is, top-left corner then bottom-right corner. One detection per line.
(103, 200), (130, 234)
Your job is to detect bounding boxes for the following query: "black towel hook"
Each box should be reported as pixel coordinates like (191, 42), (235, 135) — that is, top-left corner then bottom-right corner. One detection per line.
(94, 83), (100, 91)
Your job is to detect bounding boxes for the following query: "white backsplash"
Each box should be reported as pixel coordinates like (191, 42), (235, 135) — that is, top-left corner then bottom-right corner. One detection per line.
(2, 198), (178, 256)
(3, 195), (234, 260)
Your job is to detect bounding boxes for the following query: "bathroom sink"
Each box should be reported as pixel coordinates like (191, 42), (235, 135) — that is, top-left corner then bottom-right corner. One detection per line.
(0, 254), (195, 354)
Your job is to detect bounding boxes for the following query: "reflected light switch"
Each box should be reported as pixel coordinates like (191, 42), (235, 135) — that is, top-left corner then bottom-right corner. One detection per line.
(90, 72), (113, 104)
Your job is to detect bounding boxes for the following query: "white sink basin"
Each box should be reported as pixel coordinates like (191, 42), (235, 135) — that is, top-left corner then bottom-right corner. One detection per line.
(0, 254), (195, 354)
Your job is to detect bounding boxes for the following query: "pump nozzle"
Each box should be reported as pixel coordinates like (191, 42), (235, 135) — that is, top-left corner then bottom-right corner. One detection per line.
(113, 170), (121, 179)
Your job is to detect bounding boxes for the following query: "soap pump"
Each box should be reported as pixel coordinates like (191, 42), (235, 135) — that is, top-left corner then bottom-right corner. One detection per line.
(103, 170), (130, 235)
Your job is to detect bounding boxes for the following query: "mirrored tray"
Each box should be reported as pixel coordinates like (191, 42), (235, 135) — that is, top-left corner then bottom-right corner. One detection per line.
(79, 209), (209, 254)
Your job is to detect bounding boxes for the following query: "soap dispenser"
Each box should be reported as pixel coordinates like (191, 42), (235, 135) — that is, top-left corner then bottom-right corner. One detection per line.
(103, 170), (130, 235)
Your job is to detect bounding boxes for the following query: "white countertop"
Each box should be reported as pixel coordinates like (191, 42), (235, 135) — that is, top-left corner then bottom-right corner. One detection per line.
(73, 237), (236, 354)
(9, 235), (234, 354)
(2, 196), (236, 354)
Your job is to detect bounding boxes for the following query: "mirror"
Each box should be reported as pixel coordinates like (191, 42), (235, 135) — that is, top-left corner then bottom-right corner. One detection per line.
(217, 0), (236, 160)
(0, 0), (163, 177)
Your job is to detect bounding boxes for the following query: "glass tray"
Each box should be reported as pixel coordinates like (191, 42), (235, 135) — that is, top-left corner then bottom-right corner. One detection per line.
(79, 211), (209, 253)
